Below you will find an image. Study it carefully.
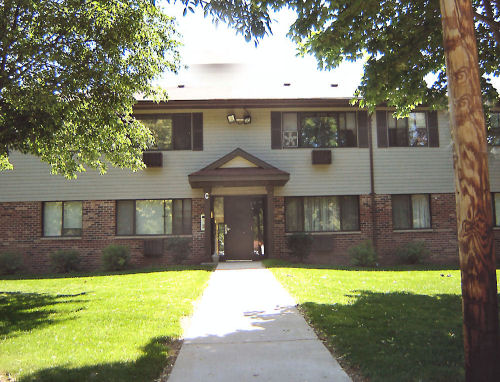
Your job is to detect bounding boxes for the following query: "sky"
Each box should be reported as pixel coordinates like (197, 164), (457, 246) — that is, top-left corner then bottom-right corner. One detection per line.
(159, 3), (365, 99)
(159, 2), (498, 99)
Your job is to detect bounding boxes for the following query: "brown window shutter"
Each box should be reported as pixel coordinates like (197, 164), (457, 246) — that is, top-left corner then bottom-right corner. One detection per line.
(376, 111), (388, 147)
(271, 112), (282, 149)
(428, 111), (439, 147)
(357, 111), (369, 148)
(192, 113), (203, 151)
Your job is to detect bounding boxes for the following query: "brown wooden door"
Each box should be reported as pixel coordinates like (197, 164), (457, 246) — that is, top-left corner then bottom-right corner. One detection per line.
(224, 196), (254, 260)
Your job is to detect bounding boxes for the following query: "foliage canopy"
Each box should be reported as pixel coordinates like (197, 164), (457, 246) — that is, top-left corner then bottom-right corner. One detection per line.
(0, 0), (180, 177)
(181, 0), (499, 115)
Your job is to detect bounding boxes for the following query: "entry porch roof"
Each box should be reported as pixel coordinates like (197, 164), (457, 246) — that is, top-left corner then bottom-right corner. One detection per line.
(188, 148), (290, 189)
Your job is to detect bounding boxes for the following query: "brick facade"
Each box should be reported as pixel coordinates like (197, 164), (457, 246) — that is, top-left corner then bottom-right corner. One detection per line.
(0, 200), (207, 273)
(0, 193), (497, 273)
(273, 193), (462, 265)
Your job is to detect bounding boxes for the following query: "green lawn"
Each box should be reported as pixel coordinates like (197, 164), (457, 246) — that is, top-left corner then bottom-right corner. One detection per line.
(0, 266), (212, 382)
(264, 259), (500, 382)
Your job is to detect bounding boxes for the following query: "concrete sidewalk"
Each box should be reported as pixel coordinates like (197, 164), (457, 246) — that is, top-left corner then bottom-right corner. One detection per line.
(168, 261), (352, 382)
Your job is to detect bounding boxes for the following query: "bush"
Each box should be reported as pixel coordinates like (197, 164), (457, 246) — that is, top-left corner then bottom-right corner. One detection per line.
(50, 249), (81, 273)
(395, 241), (429, 264)
(349, 240), (378, 267)
(101, 244), (130, 271)
(166, 237), (191, 264)
(0, 252), (23, 275)
(287, 233), (313, 262)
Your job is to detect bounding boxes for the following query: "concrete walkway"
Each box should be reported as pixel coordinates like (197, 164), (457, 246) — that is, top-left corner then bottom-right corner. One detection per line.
(168, 261), (352, 382)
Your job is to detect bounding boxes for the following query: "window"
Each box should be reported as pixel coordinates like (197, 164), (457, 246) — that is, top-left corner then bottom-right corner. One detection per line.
(43, 201), (82, 237)
(137, 114), (195, 150)
(281, 112), (358, 148)
(285, 196), (359, 232)
(392, 194), (431, 229)
(388, 112), (428, 147)
(493, 193), (500, 227)
(116, 199), (191, 235)
(488, 112), (500, 146)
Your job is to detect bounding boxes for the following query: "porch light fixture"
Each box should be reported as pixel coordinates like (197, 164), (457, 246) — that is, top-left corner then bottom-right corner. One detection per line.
(227, 113), (251, 125)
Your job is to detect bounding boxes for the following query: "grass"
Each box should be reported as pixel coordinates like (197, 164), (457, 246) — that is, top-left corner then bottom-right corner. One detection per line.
(264, 259), (500, 382)
(0, 266), (213, 382)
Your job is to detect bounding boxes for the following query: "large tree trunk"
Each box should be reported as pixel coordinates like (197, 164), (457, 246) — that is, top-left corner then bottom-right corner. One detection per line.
(439, 0), (499, 380)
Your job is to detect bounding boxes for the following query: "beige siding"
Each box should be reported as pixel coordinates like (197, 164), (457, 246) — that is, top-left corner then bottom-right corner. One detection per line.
(372, 111), (456, 194)
(488, 147), (500, 192)
(0, 107), (371, 202)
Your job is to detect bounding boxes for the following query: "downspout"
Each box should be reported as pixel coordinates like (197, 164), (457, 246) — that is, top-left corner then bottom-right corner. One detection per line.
(368, 112), (377, 252)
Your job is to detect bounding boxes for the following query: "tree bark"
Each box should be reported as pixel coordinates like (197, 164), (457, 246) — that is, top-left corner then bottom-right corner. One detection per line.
(439, 1), (499, 380)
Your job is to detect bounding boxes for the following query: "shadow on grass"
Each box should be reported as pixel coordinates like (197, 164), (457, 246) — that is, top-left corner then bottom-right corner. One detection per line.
(0, 291), (86, 338)
(0, 264), (215, 281)
(300, 291), (468, 382)
(263, 258), (462, 272)
(17, 336), (176, 382)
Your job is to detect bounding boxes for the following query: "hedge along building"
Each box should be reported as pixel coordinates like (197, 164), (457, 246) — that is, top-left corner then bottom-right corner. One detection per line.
(1, 63), (500, 272)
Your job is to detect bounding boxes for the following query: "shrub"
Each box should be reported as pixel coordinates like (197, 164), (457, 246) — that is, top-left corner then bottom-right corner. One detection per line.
(50, 249), (81, 273)
(349, 240), (378, 267)
(101, 244), (130, 271)
(395, 241), (430, 264)
(0, 252), (23, 275)
(166, 237), (191, 264)
(287, 233), (313, 262)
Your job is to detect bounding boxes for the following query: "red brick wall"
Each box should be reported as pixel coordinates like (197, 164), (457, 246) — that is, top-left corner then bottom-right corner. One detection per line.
(1, 194), (498, 273)
(373, 194), (459, 264)
(0, 200), (203, 273)
(274, 193), (463, 266)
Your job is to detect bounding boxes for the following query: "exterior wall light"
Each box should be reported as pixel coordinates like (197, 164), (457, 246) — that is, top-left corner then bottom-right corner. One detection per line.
(227, 113), (251, 125)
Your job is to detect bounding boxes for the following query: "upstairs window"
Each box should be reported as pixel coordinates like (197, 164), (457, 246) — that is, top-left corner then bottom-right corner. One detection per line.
(116, 199), (191, 236)
(43, 201), (82, 237)
(281, 112), (358, 148)
(388, 112), (428, 147)
(137, 113), (203, 151)
(392, 194), (431, 230)
(488, 112), (500, 146)
(376, 110), (439, 148)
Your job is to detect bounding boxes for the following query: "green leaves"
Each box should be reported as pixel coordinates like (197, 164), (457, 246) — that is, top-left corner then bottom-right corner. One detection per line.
(0, 0), (180, 177)
(194, 0), (499, 115)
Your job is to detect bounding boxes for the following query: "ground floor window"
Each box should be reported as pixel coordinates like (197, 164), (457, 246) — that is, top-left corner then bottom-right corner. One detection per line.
(392, 194), (431, 229)
(43, 201), (82, 237)
(116, 199), (191, 235)
(285, 196), (359, 232)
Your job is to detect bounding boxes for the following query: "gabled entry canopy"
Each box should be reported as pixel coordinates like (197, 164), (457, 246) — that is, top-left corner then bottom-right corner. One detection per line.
(188, 148), (290, 188)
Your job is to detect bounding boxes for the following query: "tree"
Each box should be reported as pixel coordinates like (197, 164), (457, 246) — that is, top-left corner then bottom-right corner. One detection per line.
(0, 0), (180, 178)
(181, 0), (499, 114)
(177, 0), (500, 379)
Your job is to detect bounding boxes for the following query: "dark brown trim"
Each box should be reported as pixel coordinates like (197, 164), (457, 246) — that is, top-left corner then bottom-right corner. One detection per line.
(202, 148), (280, 171)
(265, 185), (274, 258)
(189, 176), (290, 189)
(134, 98), (360, 110)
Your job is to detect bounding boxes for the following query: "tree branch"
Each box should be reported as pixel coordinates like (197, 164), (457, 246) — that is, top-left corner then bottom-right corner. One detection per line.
(474, 7), (500, 44)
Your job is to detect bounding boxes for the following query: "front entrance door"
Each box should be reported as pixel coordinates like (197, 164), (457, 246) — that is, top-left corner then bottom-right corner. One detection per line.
(224, 196), (254, 260)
